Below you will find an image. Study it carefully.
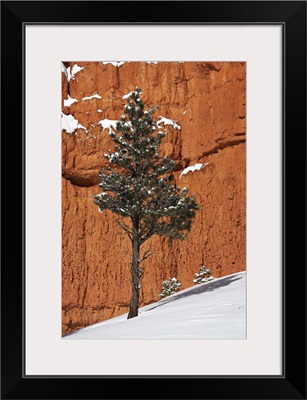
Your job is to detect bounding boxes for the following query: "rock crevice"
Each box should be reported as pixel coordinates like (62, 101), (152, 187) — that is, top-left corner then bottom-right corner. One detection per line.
(199, 138), (246, 160)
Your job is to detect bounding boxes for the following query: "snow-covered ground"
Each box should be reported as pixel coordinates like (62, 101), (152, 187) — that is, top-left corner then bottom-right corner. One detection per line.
(63, 271), (246, 340)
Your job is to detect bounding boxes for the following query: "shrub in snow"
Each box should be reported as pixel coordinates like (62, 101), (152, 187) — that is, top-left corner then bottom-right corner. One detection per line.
(193, 266), (214, 284)
(159, 278), (181, 298)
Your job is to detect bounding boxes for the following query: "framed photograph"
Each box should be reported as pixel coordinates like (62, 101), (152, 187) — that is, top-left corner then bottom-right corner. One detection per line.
(1, 1), (306, 399)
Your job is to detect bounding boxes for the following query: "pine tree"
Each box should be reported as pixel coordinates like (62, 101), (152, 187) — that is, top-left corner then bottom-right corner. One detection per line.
(94, 87), (199, 319)
(159, 277), (181, 298)
(193, 266), (214, 284)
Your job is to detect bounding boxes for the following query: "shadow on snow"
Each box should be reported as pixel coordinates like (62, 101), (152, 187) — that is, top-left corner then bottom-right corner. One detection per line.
(144, 274), (244, 313)
(62, 273), (244, 337)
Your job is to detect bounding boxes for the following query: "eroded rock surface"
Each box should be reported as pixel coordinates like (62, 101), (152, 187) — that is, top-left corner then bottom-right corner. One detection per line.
(62, 62), (246, 335)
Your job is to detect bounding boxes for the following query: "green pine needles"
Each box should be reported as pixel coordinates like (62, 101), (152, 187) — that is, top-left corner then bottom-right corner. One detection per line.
(94, 87), (199, 319)
(159, 277), (182, 299)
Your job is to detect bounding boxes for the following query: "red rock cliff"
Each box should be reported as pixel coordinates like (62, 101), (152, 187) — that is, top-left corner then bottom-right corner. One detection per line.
(62, 61), (246, 335)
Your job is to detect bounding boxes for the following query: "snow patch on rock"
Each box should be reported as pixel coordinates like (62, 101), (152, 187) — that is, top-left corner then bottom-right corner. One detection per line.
(157, 116), (181, 130)
(63, 95), (78, 107)
(122, 91), (134, 100)
(62, 113), (87, 134)
(61, 63), (84, 82)
(102, 62), (125, 67)
(61, 63), (69, 80)
(82, 93), (102, 101)
(97, 119), (118, 132)
(179, 163), (209, 179)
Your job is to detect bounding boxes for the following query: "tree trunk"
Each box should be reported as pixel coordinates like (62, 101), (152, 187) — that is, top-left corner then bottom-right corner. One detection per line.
(127, 217), (140, 319)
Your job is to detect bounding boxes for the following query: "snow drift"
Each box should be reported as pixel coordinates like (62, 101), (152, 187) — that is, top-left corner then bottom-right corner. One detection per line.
(63, 271), (246, 340)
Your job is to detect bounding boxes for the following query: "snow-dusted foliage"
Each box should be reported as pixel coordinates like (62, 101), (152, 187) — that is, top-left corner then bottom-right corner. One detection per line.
(94, 87), (199, 240)
(123, 91), (138, 100)
(159, 277), (181, 298)
(193, 266), (214, 284)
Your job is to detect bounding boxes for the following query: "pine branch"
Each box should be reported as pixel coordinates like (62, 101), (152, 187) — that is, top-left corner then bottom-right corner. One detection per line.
(140, 228), (155, 244)
(138, 266), (145, 279)
(95, 87), (199, 247)
(139, 249), (152, 264)
(115, 218), (132, 241)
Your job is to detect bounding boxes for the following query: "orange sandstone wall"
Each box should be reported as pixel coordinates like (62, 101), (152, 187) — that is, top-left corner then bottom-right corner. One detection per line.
(62, 62), (246, 335)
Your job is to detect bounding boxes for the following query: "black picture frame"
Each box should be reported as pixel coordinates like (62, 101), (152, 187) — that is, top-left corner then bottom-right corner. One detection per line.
(1, 1), (306, 399)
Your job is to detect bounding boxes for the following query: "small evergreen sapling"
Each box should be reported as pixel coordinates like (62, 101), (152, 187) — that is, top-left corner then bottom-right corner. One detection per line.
(193, 266), (214, 284)
(94, 87), (199, 319)
(159, 277), (181, 298)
